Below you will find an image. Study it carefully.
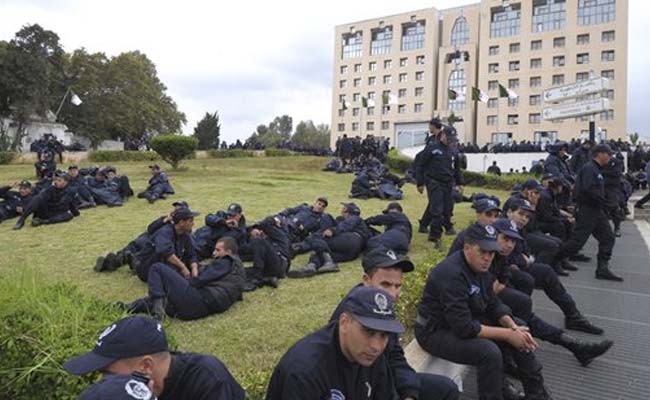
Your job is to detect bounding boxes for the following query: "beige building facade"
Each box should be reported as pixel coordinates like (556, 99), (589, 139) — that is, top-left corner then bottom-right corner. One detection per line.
(331, 0), (628, 148)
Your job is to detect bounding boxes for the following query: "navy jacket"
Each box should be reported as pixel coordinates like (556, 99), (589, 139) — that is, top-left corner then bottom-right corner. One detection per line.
(251, 217), (291, 260)
(544, 153), (571, 180)
(135, 224), (197, 280)
(26, 185), (79, 218)
(575, 160), (606, 208)
(536, 189), (564, 225)
(330, 215), (374, 241)
(193, 211), (247, 258)
(415, 139), (463, 186)
(147, 172), (175, 194)
(191, 255), (246, 309)
(0, 186), (33, 215)
(279, 204), (336, 238)
(365, 212), (413, 243)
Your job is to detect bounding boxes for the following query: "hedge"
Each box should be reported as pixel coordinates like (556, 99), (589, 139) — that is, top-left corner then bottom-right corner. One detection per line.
(208, 149), (255, 158)
(264, 148), (294, 157)
(0, 151), (17, 165)
(149, 135), (198, 170)
(88, 150), (160, 163)
(386, 149), (413, 173)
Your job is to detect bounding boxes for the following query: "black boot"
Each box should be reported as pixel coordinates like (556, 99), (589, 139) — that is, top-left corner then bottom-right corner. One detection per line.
(561, 259), (579, 271)
(557, 333), (614, 367)
(431, 238), (444, 252)
(260, 277), (279, 288)
(242, 278), (260, 292)
(94, 256), (107, 272)
(565, 313), (604, 335)
(151, 298), (166, 321)
(569, 253), (591, 262)
(318, 253), (339, 273)
(418, 220), (428, 233)
(595, 259), (623, 281)
(126, 297), (152, 314)
(287, 262), (317, 279)
(13, 218), (25, 230)
(552, 262), (569, 276)
(103, 253), (121, 272)
(502, 377), (525, 400)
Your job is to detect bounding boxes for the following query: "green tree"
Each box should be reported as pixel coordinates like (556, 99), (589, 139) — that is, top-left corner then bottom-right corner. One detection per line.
(149, 134), (198, 170)
(192, 111), (221, 150)
(629, 132), (639, 145)
(292, 120), (330, 148)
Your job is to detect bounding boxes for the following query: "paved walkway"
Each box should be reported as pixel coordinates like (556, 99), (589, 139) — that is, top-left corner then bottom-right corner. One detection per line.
(461, 220), (650, 399)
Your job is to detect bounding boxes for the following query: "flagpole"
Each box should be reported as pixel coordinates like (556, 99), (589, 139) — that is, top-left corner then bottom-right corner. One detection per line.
(55, 87), (72, 120)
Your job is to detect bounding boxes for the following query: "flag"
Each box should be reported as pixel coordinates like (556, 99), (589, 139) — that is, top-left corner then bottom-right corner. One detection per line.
(471, 87), (489, 103)
(341, 101), (348, 111)
(70, 93), (83, 106)
(361, 97), (368, 108)
(498, 84), (518, 99)
(382, 93), (389, 106)
(447, 89), (458, 100)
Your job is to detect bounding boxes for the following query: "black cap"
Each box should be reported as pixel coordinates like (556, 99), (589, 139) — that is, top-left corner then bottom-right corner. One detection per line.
(382, 202), (403, 214)
(316, 197), (329, 207)
(362, 245), (414, 272)
(63, 316), (168, 375)
(493, 218), (523, 240)
(78, 374), (155, 400)
(341, 286), (405, 334)
(473, 198), (501, 214)
(341, 202), (361, 216)
(18, 180), (31, 188)
(442, 126), (458, 139)
(429, 117), (442, 128)
(172, 200), (189, 208)
(53, 170), (70, 181)
(512, 198), (535, 213)
(541, 173), (556, 182)
(148, 164), (160, 169)
(227, 203), (243, 216)
(465, 223), (500, 252)
(522, 179), (542, 191)
(68, 164), (78, 170)
(172, 207), (200, 223)
(105, 166), (117, 173)
(592, 144), (613, 156)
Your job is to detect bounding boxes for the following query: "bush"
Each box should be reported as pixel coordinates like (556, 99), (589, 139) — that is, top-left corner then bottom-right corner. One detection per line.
(88, 150), (160, 163)
(462, 171), (537, 191)
(0, 151), (17, 165)
(386, 149), (413, 173)
(264, 148), (294, 157)
(149, 134), (198, 170)
(208, 149), (255, 158)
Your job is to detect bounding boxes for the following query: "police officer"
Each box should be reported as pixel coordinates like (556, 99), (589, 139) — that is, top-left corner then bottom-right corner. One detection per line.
(266, 286), (404, 400)
(87, 168), (124, 207)
(0, 180), (34, 223)
(415, 126), (464, 250)
(137, 165), (175, 204)
(365, 202), (413, 255)
(78, 373), (156, 400)
(415, 223), (552, 400)
(193, 203), (248, 259)
(602, 152), (625, 237)
(123, 236), (245, 321)
(13, 171), (79, 230)
(64, 316), (245, 399)
(280, 197), (336, 247)
(554, 144), (622, 281)
(448, 196), (502, 254)
(330, 246), (460, 400)
(66, 165), (96, 209)
(244, 215), (291, 290)
(415, 118), (443, 234)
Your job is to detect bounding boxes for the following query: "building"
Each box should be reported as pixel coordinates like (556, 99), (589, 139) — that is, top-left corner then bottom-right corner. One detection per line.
(331, 0), (628, 149)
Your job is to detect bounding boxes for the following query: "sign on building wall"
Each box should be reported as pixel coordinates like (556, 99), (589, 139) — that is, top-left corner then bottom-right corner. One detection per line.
(542, 77), (610, 103)
(542, 98), (610, 120)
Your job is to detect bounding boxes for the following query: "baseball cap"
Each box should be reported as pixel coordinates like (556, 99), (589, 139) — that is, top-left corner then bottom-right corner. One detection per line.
(342, 286), (405, 334)
(473, 198), (501, 214)
(382, 202), (403, 214)
(442, 126), (458, 140)
(105, 166), (117, 174)
(341, 202), (361, 216)
(362, 245), (414, 273)
(541, 173), (556, 182)
(172, 200), (189, 208)
(18, 180), (31, 188)
(429, 117), (442, 128)
(148, 164), (160, 170)
(227, 203), (243, 216)
(464, 223), (500, 252)
(172, 207), (200, 223)
(316, 197), (329, 207)
(592, 144), (613, 156)
(492, 218), (523, 240)
(63, 316), (168, 375)
(78, 374), (155, 400)
(53, 170), (70, 181)
(512, 198), (535, 213)
(522, 179), (542, 191)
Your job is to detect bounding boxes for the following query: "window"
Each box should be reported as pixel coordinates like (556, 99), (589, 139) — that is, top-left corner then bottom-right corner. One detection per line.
(369, 62), (377, 71)
(491, 4), (521, 38)
(414, 103), (423, 113)
(509, 78), (520, 88)
(399, 73), (408, 83)
(340, 65), (348, 74)
(367, 122), (375, 131)
(600, 109), (614, 120)
(577, 33), (590, 44)
(602, 30), (615, 42)
(401, 21), (425, 50)
(552, 74), (564, 85)
(354, 64), (362, 72)
(398, 88), (407, 98)
(508, 115), (519, 125)
(448, 69), (467, 111)
(368, 76), (376, 85)
(601, 50), (615, 62)
(530, 58), (542, 69)
(352, 122), (359, 131)
(342, 32), (363, 59)
(529, 113), (541, 124)
(451, 17), (470, 46)
(415, 71), (424, 81)
(489, 45), (500, 55)
(529, 76), (540, 87)
(371, 27), (393, 55)
(487, 116), (498, 126)
(530, 95), (541, 105)
(339, 80), (347, 88)
(353, 93), (360, 102)
(367, 91), (376, 100)
(398, 104), (406, 113)
(509, 61), (520, 71)
(534, 131), (558, 142)
(338, 109), (345, 117)
(577, 53), (590, 64)
(367, 107), (374, 116)
(352, 108), (360, 116)
(488, 98), (498, 108)
(578, 0), (615, 26)
(400, 57), (408, 67)
(605, 89), (614, 99)
(383, 75), (392, 84)
(353, 78), (361, 87)
(602, 69), (614, 80)
(576, 72), (590, 81)
(531, 40), (542, 50)
(553, 55), (565, 67)
(488, 80), (499, 90)
(492, 132), (513, 144)
(416, 55), (425, 65)
(337, 123), (345, 132)
(510, 43), (521, 53)
(381, 121), (390, 130)
(532, 0), (566, 32)
(382, 105), (390, 115)
(489, 63), (499, 73)
(339, 94), (346, 102)
(553, 37), (566, 48)
(384, 59), (392, 69)
(508, 97), (519, 107)
(415, 87), (424, 96)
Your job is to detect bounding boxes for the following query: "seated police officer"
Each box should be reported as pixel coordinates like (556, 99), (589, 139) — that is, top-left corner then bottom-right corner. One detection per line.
(131, 207), (199, 282)
(122, 237), (245, 321)
(365, 202), (413, 255)
(77, 373), (156, 400)
(64, 316), (245, 399)
(266, 286), (404, 400)
(13, 170), (79, 230)
(415, 223), (552, 400)
(138, 164), (175, 204)
(330, 246), (459, 400)
(87, 167), (124, 207)
(67, 165), (96, 209)
(105, 165), (134, 199)
(0, 180), (35, 224)
(193, 203), (247, 260)
(279, 197), (335, 248)
(243, 215), (291, 291)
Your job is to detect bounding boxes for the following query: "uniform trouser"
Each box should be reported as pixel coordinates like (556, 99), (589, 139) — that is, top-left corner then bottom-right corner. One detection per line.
(499, 287), (563, 343)
(537, 221), (568, 241)
(120, 233), (149, 256)
(301, 232), (365, 262)
(509, 269), (536, 296)
(34, 209), (74, 224)
(636, 189), (650, 206)
(519, 263), (579, 317)
(556, 205), (615, 263)
(415, 326), (544, 400)
(420, 206), (432, 229)
(147, 263), (210, 320)
(525, 233), (560, 266)
(250, 237), (287, 279)
(76, 185), (94, 203)
(366, 229), (410, 254)
(0, 207), (16, 223)
(418, 373), (459, 400)
(426, 180), (453, 239)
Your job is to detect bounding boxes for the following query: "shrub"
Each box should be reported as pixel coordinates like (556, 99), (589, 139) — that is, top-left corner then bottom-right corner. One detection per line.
(0, 151), (16, 165)
(149, 134), (198, 170)
(208, 149), (255, 158)
(264, 148), (294, 157)
(462, 171), (537, 191)
(386, 149), (413, 173)
(88, 150), (160, 163)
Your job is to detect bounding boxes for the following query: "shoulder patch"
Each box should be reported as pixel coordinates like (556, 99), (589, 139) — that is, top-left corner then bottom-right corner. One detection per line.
(124, 379), (152, 399)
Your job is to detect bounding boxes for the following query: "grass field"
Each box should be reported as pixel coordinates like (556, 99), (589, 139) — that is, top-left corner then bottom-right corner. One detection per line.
(0, 156), (507, 395)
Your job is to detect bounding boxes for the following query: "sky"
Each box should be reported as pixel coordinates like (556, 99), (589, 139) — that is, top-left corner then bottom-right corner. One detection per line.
(0, 0), (648, 143)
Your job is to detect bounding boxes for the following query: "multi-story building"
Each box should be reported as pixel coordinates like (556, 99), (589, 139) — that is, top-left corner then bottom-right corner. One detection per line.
(331, 0), (627, 148)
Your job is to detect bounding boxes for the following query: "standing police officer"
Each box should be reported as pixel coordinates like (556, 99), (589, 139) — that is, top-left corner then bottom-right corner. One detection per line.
(415, 118), (442, 234)
(415, 126), (464, 250)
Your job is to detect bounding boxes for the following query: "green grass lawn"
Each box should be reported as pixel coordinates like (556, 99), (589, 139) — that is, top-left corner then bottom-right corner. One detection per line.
(0, 156), (507, 395)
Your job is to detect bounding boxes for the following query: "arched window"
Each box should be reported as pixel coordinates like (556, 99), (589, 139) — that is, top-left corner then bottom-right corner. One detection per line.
(450, 17), (470, 46)
(448, 69), (466, 111)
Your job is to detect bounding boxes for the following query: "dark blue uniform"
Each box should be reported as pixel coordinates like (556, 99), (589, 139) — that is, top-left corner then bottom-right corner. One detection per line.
(134, 223), (197, 282)
(297, 214), (373, 262)
(18, 184), (79, 225)
(365, 212), (412, 254)
(536, 188), (569, 239)
(139, 172), (174, 202)
(248, 217), (291, 280)
(265, 321), (398, 400)
(193, 212), (247, 259)
(278, 203), (336, 243)
(0, 186), (33, 222)
(86, 176), (123, 206)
